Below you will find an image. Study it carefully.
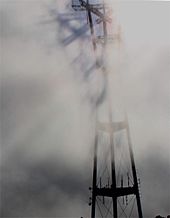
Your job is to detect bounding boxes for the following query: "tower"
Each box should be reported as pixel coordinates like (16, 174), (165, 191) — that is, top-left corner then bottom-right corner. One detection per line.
(71, 1), (143, 217)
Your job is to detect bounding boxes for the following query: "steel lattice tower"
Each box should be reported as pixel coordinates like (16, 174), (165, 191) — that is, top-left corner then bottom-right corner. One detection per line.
(71, 1), (143, 217)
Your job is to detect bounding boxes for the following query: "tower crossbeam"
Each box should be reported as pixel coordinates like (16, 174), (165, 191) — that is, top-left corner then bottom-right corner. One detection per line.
(95, 186), (136, 198)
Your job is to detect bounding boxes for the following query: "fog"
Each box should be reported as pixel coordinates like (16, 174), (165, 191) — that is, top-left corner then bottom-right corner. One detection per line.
(1, 0), (170, 217)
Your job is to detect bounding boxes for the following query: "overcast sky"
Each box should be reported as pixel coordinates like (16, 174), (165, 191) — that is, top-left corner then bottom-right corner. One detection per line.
(1, 0), (170, 217)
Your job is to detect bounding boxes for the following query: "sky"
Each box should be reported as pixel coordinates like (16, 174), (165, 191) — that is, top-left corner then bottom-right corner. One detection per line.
(0, 0), (170, 217)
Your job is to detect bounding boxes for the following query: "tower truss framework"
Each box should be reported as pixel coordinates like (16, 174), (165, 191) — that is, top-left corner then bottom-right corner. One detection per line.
(71, 1), (143, 217)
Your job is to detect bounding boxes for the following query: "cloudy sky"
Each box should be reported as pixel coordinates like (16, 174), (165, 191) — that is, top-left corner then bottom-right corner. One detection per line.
(1, 0), (170, 217)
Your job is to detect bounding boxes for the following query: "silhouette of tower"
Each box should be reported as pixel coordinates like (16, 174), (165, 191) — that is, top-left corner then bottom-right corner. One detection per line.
(71, 1), (143, 217)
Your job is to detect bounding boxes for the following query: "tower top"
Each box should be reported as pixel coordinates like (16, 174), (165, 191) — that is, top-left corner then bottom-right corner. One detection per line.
(72, 0), (107, 11)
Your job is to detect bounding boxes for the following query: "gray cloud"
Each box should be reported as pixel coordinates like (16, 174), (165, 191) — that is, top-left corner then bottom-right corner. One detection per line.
(1, 157), (91, 217)
(140, 151), (170, 217)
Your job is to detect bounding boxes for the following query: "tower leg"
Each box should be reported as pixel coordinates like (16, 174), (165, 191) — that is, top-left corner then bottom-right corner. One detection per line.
(110, 131), (117, 218)
(113, 197), (117, 218)
(91, 135), (98, 218)
(126, 118), (143, 218)
(136, 191), (143, 218)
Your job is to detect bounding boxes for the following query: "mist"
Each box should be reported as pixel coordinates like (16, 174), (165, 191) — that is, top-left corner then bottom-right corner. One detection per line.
(1, 0), (170, 217)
